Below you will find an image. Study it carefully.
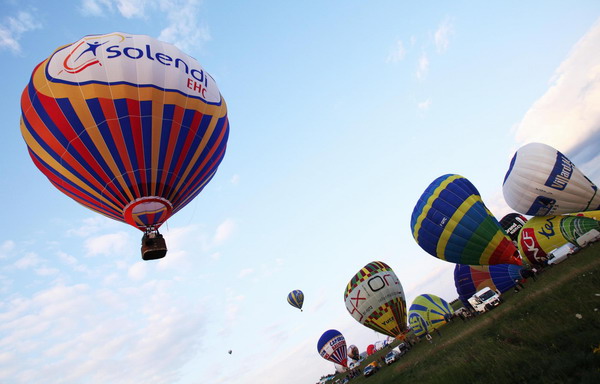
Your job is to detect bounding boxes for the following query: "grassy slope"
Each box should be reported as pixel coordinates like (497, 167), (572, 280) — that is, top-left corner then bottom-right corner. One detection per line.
(330, 243), (600, 384)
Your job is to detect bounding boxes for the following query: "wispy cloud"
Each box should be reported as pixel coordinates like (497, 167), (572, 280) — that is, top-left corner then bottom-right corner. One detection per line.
(0, 11), (41, 54)
(386, 40), (406, 63)
(512, 19), (600, 154)
(435, 17), (454, 53)
(214, 218), (236, 245)
(84, 232), (131, 257)
(238, 268), (254, 278)
(416, 52), (429, 79)
(418, 99), (431, 110)
(230, 174), (240, 185)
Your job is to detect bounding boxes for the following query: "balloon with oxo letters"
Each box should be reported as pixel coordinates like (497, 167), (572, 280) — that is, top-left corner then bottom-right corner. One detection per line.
(344, 261), (407, 337)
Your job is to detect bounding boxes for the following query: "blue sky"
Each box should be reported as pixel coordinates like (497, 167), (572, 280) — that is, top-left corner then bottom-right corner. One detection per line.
(1, 1), (600, 383)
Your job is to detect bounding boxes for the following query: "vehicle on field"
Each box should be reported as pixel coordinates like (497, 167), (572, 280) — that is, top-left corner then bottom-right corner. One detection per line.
(363, 362), (379, 377)
(576, 229), (600, 247)
(547, 243), (580, 266)
(385, 350), (400, 365)
(397, 342), (410, 356)
(468, 286), (502, 313)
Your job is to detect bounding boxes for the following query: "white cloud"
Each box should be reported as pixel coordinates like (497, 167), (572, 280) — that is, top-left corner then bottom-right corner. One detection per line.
(513, 19), (600, 153)
(157, 0), (211, 52)
(13, 252), (41, 269)
(127, 262), (148, 280)
(418, 99), (431, 110)
(210, 252), (221, 260)
(416, 52), (429, 79)
(84, 232), (131, 257)
(230, 174), (240, 185)
(0, 11), (41, 54)
(214, 219), (236, 244)
(435, 17), (454, 53)
(0, 240), (15, 259)
(237, 268), (253, 278)
(386, 40), (406, 63)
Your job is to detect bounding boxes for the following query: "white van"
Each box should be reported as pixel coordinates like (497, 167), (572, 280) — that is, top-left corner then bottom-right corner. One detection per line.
(546, 243), (579, 265)
(468, 287), (502, 313)
(576, 229), (600, 247)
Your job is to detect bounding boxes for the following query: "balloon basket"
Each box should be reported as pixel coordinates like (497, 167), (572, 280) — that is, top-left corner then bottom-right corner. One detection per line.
(141, 230), (167, 260)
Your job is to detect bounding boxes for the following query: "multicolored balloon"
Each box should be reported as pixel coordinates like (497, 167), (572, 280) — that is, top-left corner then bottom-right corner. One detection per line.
(317, 329), (347, 367)
(20, 32), (229, 253)
(344, 261), (407, 338)
(503, 143), (600, 216)
(499, 213), (528, 243)
(518, 215), (600, 264)
(454, 264), (524, 307)
(287, 290), (304, 311)
(347, 344), (359, 361)
(411, 174), (522, 266)
(407, 294), (452, 337)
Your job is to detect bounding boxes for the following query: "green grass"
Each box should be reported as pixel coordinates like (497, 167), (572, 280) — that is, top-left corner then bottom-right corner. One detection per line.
(330, 243), (600, 384)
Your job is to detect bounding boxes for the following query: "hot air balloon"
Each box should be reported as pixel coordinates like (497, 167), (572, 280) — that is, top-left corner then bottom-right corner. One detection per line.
(407, 294), (452, 337)
(411, 174), (522, 266)
(503, 143), (600, 216)
(347, 344), (359, 361)
(317, 329), (347, 367)
(499, 213), (528, 243)
(408, 312), (429, 338)
(518, 215), (600, 264)
(344, 261), (407, 338)
(20, 32), (229, 260)
(366, 344), (375, 356)
(454, 264), (523, 307)
(287, 289), (304, 311)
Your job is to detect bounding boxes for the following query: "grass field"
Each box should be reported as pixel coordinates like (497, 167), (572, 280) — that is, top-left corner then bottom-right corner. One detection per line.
(328, 243), (600, 384)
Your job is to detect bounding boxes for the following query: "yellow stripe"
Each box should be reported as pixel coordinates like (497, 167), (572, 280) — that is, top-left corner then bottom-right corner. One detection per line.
(435, 194), (480, 261)
(21, 125), (121, 212)
(478, 231), (505, 264)
(412, 175), (463, 241)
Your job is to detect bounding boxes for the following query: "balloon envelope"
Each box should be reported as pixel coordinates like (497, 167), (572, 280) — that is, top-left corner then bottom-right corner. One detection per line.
(454, 264), (523, 307)
(347, 345), (359, 360)
(366, 344), (375, 356)
(407, 294), (453, 337)
(518, 215), (600, 264)
(287, 289), (304, 311)
(317, 329), (347, 367)
(411, 174), (522, 266)
(499, 213), (528, 243)
(20, 32), (229, 232)
(503, 143), (600, 216)
(344, 261), (407, 338)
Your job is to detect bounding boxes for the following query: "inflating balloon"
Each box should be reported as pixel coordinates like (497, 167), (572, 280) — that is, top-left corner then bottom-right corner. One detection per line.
(454, 264), (523, 307)
(408, 312), (429, 338)
(20, 32), (229, 260)
(347, 345), (359, 361)
(344, 261), (407, 338)
(287, 289), (304, 311)
(499, 213), (528, 243)
(366, 344), (375, 356)
(411, 174), (522, 266)
(518, 215), (600, 264)
(503, 143), (600, 216)
(407, 294), (452, 337)
(317, 329), (347, 367)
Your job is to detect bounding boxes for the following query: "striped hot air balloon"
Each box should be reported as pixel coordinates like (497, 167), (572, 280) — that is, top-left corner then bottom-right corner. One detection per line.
(287, 289), (304, 311)
(20, 32), (229, 260)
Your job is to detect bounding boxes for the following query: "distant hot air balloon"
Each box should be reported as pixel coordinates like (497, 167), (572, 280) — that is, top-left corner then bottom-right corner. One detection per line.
(499, 213), (528, 243)
(347, 344), (359, 361)
(20, 32), (229, 260)
(287, 289), (304, 311)
(344, 261), (407, 338)
(454, 264), (523, 307)
(366, 344), (375, 356)
(317, 329), (348, 367)
(518, 215), (600, 264)
(503, 143), (600, 216)
(228, 350), (232, 355)
(411, 174), (522, 266)
(407, 294), (453, 337)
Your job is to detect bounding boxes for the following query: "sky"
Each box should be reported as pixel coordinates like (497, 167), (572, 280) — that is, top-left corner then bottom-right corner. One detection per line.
(1, 1), (600, 383)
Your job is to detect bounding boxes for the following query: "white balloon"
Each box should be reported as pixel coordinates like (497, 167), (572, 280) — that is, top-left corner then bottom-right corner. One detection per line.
(503, 142), (600, 216)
